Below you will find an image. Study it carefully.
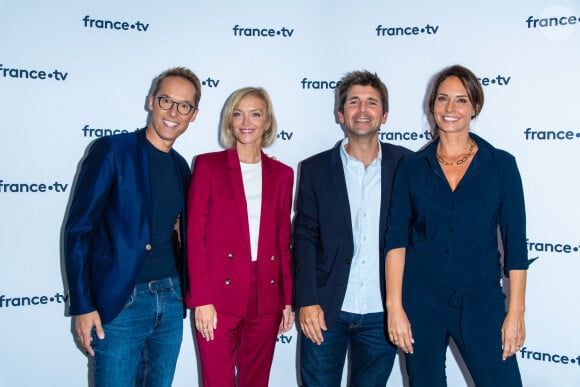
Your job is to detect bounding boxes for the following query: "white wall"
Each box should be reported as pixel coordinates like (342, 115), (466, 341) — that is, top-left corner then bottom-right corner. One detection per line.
(0, 0), (579, 385)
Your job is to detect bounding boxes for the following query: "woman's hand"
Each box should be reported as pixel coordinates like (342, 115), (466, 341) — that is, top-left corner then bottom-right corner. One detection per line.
(278, 305), (294, 334)
(387, 305), (414, 354)
(502, 269), (527, 360)
(385, 247), (413, 353)
(195, 304), (217, 341)
(501, 310), (525, 360)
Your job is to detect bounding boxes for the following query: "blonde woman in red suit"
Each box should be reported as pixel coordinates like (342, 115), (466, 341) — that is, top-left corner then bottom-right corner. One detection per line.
(186, 87), (294, 386)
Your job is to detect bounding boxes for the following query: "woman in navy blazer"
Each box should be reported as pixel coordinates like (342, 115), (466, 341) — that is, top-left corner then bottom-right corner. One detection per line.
(186, 87), (294, 387)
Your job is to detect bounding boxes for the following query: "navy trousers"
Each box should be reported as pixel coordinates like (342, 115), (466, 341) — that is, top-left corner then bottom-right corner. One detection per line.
(403, 278), (522, 387)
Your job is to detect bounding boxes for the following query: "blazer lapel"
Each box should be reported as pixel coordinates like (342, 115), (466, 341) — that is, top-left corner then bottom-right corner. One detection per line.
(136, 131), (152, 235)
(226, 148), (252, 255)
(257, 152), (275, 258)
(329, 146), (353, 232)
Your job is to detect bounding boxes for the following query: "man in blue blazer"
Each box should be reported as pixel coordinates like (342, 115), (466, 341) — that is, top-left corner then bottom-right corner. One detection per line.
(64, 67), (200, 387)
(294, 70), (412, 386)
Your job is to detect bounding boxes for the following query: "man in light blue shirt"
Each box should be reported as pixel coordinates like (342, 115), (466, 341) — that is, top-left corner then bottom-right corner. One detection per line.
(294, 70), (412, 386)
(341, 138), (384, 315)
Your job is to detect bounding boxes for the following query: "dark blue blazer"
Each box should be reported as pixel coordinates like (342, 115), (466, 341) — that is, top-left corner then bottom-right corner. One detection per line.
(64, 129), (190, 324)
(293, 141), (411, 329)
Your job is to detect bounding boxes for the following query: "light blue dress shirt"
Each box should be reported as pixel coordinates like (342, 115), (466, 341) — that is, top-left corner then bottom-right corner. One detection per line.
(339, 138), (384, 314)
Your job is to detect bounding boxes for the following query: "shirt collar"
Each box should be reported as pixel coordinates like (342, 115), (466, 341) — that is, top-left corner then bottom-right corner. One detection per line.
(339, 137), (382, 168)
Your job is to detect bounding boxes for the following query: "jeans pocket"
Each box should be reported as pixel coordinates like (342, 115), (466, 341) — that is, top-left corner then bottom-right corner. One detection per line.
(90, 326), (102, 352)
(171, 286), (183, 302)
(123, 289), (136, 310)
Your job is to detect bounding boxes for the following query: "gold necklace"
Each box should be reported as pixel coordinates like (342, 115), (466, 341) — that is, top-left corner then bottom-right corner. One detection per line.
(436, 138), (476, 166)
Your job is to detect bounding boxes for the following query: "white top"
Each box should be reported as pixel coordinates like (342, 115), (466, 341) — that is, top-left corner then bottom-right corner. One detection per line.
(240, 161), (262, 262)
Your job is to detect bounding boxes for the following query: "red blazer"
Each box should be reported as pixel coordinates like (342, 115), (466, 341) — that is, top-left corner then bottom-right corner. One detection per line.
(185, 148), (293, 317)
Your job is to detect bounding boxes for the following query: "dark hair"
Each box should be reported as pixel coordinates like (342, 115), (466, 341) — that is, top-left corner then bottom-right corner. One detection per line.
(337, 70), (389, 114)
(428, 64), (484, 119)
(150, 67), (202, 108)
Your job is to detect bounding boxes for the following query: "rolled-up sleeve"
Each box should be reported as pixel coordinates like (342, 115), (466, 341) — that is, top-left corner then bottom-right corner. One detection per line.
(499, 154), (529, 275)
(384, 156), (412, 253)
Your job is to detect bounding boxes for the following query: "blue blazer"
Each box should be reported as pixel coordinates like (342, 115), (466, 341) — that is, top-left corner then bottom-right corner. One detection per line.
(293, 141), (411, 329)
(64, 129), (190, 324)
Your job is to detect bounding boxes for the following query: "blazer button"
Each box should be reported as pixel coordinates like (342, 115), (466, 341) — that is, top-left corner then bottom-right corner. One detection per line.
(270, 279), (276, 285)
(345, 258), (351, 264)
(228, 253), (234, 259)
(225, 279), (231, 285)
(145, 244), (152, 251)
(270, 255), (275, 261)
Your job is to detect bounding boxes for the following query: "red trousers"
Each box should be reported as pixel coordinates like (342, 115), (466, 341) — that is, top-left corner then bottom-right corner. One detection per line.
(196, 263), (282, 387)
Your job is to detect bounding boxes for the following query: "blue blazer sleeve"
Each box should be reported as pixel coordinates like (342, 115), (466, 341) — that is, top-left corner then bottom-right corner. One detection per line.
(64, 137), (116, 316)
(293, 158), (323, 308)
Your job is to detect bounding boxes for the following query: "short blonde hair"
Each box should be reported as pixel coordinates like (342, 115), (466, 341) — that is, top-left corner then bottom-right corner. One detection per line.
(220, 87), (278, 148)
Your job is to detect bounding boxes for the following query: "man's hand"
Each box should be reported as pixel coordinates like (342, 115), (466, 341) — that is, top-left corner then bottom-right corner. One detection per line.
(299, 305), (327, 345)
(75, 310), (104, 356)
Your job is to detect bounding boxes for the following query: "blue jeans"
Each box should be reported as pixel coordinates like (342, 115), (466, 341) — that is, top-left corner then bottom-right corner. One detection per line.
(300, 311), (397, 387)
(91, 277), (183, 387)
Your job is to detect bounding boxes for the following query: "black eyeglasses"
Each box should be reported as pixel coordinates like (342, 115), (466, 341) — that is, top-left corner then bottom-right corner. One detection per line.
(155, 96), (196, 115)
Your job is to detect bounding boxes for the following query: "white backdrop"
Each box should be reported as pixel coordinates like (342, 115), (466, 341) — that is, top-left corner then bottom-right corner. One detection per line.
(1, 0), (579, 386)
